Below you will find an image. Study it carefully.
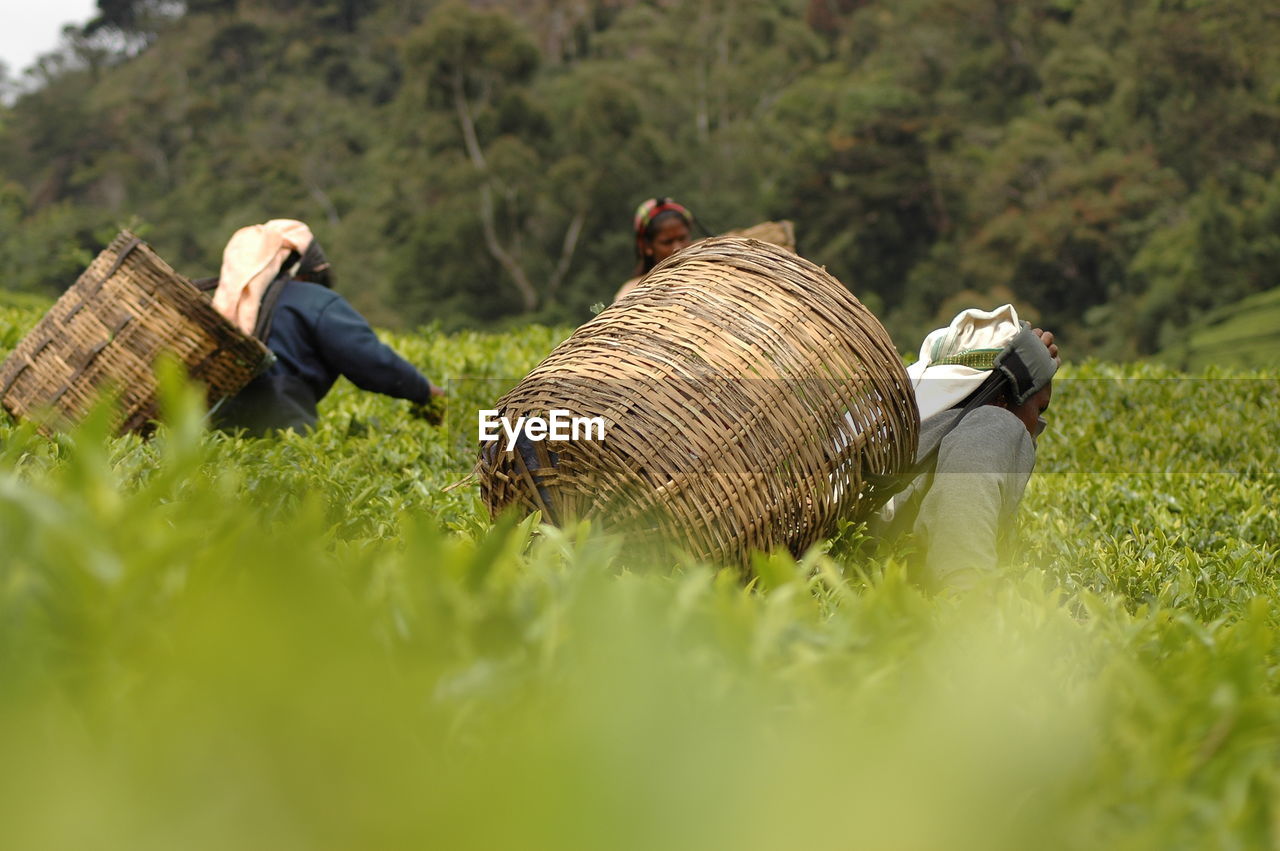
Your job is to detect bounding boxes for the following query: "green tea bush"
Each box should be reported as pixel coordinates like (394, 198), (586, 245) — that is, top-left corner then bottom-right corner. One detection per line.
(1, 301), (1278, 848)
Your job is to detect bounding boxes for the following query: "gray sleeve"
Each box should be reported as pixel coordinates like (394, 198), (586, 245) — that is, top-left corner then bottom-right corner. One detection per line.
(915, 406), (1036, 589)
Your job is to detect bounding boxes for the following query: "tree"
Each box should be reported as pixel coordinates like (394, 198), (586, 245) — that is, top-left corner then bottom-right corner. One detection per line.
(2, 0), (1278, 351)
(401, 3), (565, 314)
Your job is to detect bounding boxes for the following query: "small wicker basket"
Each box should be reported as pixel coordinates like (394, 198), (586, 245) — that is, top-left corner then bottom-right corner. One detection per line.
(723, 220), (796, 253)
(0, 231), (272, 436)
(479, 237), (918, 569)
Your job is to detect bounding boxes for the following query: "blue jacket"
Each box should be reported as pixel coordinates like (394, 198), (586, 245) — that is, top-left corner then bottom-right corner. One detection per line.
(213, 280), (436, 435)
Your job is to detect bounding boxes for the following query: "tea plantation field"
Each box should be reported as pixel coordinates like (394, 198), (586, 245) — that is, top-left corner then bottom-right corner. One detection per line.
(1, 296), (1279, 849)
(1156, 286), (1280, 372)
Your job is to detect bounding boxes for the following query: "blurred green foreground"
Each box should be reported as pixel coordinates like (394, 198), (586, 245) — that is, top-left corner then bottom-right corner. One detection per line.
(2, 300), (1279, 849)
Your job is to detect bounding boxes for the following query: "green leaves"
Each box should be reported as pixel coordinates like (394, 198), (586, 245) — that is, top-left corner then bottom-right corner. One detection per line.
(0, 349), (1274, 846)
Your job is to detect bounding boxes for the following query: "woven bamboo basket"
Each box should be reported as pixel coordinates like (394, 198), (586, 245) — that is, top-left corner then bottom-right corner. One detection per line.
(0, 231), (272, 436)
(479, 237), (918, 569)
(723, 220), (796, 253)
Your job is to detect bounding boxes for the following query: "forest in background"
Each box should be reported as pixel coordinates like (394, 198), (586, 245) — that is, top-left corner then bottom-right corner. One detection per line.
(0, 0), (1276, 357)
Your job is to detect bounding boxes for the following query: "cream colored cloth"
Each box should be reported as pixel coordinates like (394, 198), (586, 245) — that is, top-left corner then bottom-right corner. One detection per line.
(213, 219), (315, 335)
(908, 304), (1026, 422)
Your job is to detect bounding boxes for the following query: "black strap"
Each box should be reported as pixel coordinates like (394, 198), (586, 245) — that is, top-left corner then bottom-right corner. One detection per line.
(252, 277), (289, 343)
(995, 326), (1057, 406)
(193, 272), (287, 343)
(862, 371), (1008, 511)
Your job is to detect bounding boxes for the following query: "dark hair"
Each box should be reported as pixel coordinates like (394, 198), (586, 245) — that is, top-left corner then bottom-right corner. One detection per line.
(635, 209), (693, 275)
(295, 239), (335, 288)
(278, 240), (335, 288)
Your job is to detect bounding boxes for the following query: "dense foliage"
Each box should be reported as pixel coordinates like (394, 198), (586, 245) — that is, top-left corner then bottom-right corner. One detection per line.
(1, 0), (1277, 356)
(2, 297), (1279, 847)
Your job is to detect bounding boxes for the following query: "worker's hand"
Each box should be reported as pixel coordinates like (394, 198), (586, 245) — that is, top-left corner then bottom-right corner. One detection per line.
(1031, 328), (1060, 364)
(410, 391), (446, 426)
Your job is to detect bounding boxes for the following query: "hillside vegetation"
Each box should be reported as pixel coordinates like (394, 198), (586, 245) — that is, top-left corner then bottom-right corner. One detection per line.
(2, 298), (1279, 847)
(1155, 286), (1280, 371)
(1, 0), (1277, 356)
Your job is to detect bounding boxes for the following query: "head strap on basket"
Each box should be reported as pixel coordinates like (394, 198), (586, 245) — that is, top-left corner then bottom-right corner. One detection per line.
(994, 326), (1057, 406)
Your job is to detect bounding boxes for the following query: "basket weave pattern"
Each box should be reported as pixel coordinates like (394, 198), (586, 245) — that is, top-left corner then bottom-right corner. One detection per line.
(0, 231), (271, 435)
(480, 237), (918, 568)
(722, 220), (796, 253)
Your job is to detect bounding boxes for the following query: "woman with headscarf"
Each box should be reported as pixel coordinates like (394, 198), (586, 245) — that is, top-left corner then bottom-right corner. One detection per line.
(873, 305), (1060, 590)
(209, 219), (445, 436)
(613, 197), (696, 302)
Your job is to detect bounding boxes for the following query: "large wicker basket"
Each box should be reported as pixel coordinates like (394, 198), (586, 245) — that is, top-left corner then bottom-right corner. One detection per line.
(479, 237), (918, 569)
(0, 231), (272, 435)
